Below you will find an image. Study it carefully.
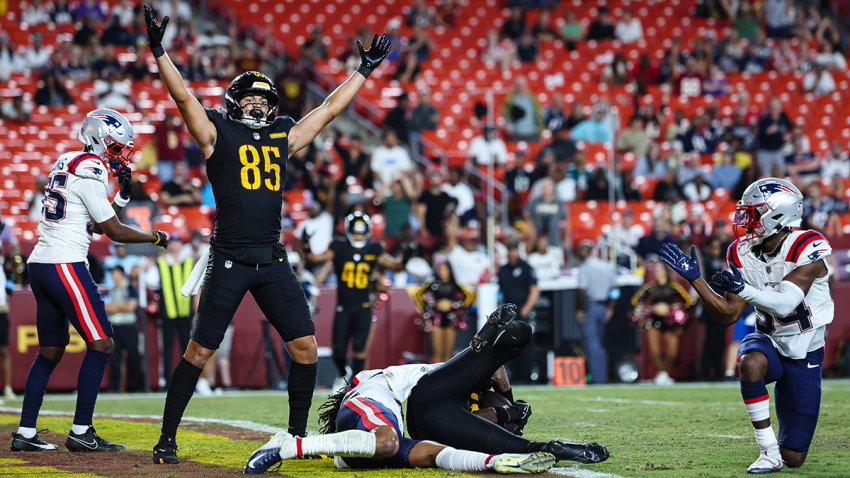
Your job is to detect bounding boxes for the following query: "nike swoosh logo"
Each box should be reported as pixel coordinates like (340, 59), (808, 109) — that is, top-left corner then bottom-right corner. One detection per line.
(68, 436), (98, 449)
(247, 452), (267, 469)
(812, 241), (823, 248)
(807, 363), (820, 368)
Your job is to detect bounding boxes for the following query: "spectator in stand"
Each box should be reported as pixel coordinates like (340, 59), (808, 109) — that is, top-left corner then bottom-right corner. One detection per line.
(542, 126), (577, 163)
(27, 175), (47, 220)
(124, 53), (152, 80)
(802, 182), (841, 236)
(614, 169), (641, 202)
(785, 140), (820, 181)
(102, 14), (133, 46)
(500, 7), (526, 41)
(615, 8), (643, 43)
(505, 151), (533, 219)
(383, 174), (418, 242)
(418, 170), (457, 242)
(498, 241), (539, 322)
(274, 60), (310, 119)
(682, 174), (712, 202)
(406, 0), (434, 28)
(632, 54), (660, 95)
(302, 25), (328, 62)
(502, 76), (544, 141)
(527, 235), (563, 281)
(587, 6), (616, 41)
(559, 10), (584, 51)
(470, 126), (509, 167)
(702, 65), (731, 97)
(158, 0), (192, 22)
(602, 53), (629, 85)
(409, 89), (439, 159)
(698, 236), (728, 381)
(764, 0), (795, 39)
(445, 223), (488, 287)
(821, 143), (850, 179)
(599, 209), (644, 268)
(73, 15), (99, 47)
(160, 162), (201, 207)
(803, 61), (836, 96)
(155, 113), (187, 183)
(334, 132), (372, 189)
(564, 101), (587, 129)
(295, 197), (334, 257)
(482, 29), (517, 72)
(414, 256), (473, 363)
(94, 67), (131, 109)
(617, 116), (651, 161)
(34, 74), (73, 107)
(575, 239), (617, 384)
(23, 33), (52, 69)
(49, 0), (74, 24)
(371, 130), (414, 190)
(435, 0), (459, 27)
(516, 31), (539, 63)
(531, 10), (557, 41)
(524, 179), (566, 248)
(395, 49), (422, 83)
(634, 143), (668, 178)
(442, 168), (476, 225)
(585, 167), (610, 201)
(74, 0), (104, 21)
(631, 262), (693, 385)
(105, 266), (144, 392)
(111, 0), (136, 26)
(0, 33), (22, 82)
(710, 151), (743, 191)
(571, 104), (612, 143)
(677, 114), (720, 154)
(756, 97), (792, 176)
(543, 92), (566, 131)
(22, 0), (52, 24)
(815, 42), (847, 72)
(408, 25), (433, 62)
(635, 217), (675, 261)
(732, 1), (760, 40)
(1, 95), (32, 123)
(385, 93), (411, 145)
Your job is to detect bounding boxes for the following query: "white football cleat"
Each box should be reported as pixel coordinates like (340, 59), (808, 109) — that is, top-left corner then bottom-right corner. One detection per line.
(747, 451), (784, 474)
(491, 452), (557, 474)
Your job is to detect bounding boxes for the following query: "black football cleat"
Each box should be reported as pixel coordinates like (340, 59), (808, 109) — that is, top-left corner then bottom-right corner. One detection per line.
(471, 303), (517, 352)
(65, 426), (125, 452)
(153, 435), (180, 464)
(539, 440), (609, 464)
(11, 430), (59, 451)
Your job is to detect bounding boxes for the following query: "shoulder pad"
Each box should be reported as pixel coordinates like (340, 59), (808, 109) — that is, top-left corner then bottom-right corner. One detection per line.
(726, 239), (742, 268)
(67, 153), (109, 181)
(785, 230), (831, 265)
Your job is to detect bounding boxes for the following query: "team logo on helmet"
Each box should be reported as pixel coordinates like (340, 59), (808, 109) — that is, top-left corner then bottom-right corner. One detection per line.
(758, 182), (799, 199)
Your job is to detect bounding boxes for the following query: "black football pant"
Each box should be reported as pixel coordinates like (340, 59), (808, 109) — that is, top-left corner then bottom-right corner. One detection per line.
(407, 321), (534, 453)
(332, 305), (372, 377)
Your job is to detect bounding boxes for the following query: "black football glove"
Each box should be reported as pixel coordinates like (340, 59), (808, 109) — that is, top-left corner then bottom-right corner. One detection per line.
(152, 229), (169, 249)
(143, 4), (169, 58)
(356, 33), (392, 78)
(512, 400), (532, 436)
(116, 165), (132, 200)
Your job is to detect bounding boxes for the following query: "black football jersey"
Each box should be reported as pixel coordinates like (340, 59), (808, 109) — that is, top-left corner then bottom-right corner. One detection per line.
(205, 108), (295, 264)
(332, 239), (384, 308)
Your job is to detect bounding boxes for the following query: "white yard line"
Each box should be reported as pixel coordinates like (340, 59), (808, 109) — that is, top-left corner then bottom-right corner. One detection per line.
(551, 464), (629, 478)
(708, 434), (746, 439)
(571, 397), (683, 406)
(0, 407), (282, 434)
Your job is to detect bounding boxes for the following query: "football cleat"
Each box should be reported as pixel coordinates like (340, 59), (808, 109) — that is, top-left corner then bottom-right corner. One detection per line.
(65, 426), (125, 452)
(471, 303), (517, 352)
(747, 451), (784, 474)
(11, 430), (59, 452)
(152, 435), (180, 464)
(539, 440), (609, 464)
(245, 431), (293, 474)
(491, 452), (557, 474)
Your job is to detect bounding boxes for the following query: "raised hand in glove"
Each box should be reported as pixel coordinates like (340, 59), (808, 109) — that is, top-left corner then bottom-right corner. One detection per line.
(659, 242), (701, 282)
(116, 166), (132, 200)
(711, 265), (746, 295)
(143, 4), (169, 58)
(356, 33), (392, 78)
(151, 229), (169, 249)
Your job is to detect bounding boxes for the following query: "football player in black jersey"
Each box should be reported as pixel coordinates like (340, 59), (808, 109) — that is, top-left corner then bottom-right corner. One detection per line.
(143, 5), (392, 465)
(307, 212), (403, 389)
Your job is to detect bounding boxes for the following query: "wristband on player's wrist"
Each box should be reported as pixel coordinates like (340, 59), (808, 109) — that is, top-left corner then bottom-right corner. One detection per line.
(151, 45), (165, 58)
(113, 194), (130, 208)
(356, 64), (373, 78)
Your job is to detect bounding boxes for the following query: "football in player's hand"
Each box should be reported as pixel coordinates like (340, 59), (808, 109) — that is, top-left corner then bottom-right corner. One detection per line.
(479, 390), (513, 410)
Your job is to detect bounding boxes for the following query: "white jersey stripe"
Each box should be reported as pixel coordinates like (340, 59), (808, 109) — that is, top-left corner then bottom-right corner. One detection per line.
(347, 397), (392, 429)
(59, 264), (102, 341)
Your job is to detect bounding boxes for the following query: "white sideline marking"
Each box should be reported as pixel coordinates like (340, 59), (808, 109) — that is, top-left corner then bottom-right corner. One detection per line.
(572, 397), (682, 406)
(0, 407), (282, 434)
(709, 434), (746, 439)
(551, 465), (628, 478)
(573, 422), (597, 428)
(587, 409), (611, 413)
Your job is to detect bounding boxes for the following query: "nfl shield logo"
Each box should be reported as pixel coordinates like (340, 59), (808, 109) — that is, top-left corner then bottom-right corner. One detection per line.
(766, 266), (772, 274)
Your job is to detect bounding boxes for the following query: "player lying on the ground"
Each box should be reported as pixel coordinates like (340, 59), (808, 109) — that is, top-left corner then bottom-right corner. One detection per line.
(244, 304), (608, 474)
(660, 177), (833, 474)
(468, 366), (533, 436)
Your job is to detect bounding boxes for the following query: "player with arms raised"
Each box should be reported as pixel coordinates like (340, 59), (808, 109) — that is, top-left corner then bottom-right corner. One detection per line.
(143, 4), (392, 464)
(12, 109), (168, 453)
(661, 178), (832, 474)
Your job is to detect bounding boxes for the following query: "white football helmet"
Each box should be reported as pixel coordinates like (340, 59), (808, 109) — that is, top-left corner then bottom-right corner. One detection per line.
(78, 108), (134, 173)
(345, 212), (372, 249)
(734, 177), (803, 245)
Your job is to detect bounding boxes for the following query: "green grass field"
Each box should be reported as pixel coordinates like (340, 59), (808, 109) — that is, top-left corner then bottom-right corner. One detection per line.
(1, 380), (849, 477)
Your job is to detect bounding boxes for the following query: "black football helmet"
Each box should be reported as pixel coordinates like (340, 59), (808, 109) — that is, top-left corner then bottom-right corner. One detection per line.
(225, 71), (279, 130)
(345, 212), (372, 249)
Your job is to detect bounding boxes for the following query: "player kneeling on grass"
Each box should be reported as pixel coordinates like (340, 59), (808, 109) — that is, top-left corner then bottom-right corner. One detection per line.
(245, 304), (608, 474)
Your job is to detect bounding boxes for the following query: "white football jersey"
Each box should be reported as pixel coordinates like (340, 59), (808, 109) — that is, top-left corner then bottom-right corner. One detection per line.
(729, 229), (834, 359)
(343, 363), (439, 435)
(28, 152), (116, 265)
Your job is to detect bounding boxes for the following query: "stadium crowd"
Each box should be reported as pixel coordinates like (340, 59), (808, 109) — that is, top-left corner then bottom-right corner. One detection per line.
(1, 0), (849, 391)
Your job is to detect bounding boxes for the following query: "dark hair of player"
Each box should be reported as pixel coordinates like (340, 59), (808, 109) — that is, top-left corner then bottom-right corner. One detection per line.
(317, 387), (348, 434)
